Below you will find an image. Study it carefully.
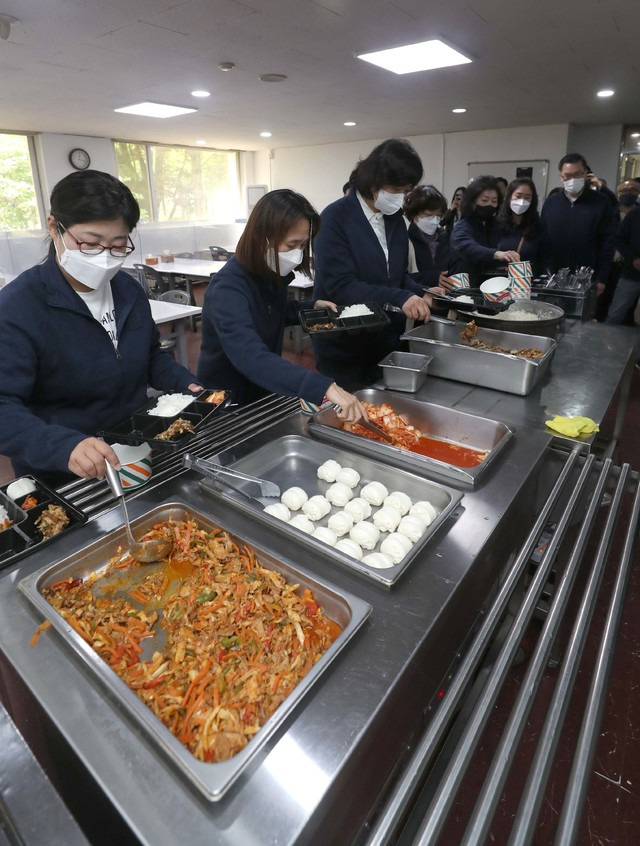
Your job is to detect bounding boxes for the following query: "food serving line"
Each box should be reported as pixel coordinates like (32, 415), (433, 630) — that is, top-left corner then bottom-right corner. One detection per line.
(0, 317), (638, 845)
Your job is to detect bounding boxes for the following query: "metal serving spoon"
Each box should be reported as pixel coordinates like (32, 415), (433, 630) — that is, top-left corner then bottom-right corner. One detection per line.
(104, 462), (173, 562)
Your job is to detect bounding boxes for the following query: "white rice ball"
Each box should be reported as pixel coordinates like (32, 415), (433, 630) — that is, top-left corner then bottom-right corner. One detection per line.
(317, 459), (342, 483)
(349, 521), (380, 550)
(373, 507), (402, 533)
(335, 538), (363, 560)
(397, 514), (427, 543)
(302, 495), (331, 521)
(312, 526), (338, 547)
(326, 482), (354, 507)
(327, 510), (354, 537)
(362, 552), (395, 570)
(281, 486), (308, 511)
(409, 500), (438, 526)
(6, 477), (37, 502)
(383, 491), (412, 516)
(344, 497), (372, 522)
(335, 467), (360, 488)
(380, 532), (413, 564)
(289, 514), (315, 534)
(263, 502), (291, 521)
(360, 481), (389, 507)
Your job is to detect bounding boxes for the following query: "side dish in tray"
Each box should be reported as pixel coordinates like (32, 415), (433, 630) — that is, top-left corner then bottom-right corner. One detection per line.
(345, 402), (488, 468)
(41, 517), (341, 764)
(460, 321), (544, 359)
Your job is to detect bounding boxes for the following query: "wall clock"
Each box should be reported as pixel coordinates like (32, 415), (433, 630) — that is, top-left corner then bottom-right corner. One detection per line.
(69, 148), (91, 170)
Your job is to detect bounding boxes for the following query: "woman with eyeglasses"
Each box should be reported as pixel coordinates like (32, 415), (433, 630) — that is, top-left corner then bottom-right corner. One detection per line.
(0, 169), (201, 483)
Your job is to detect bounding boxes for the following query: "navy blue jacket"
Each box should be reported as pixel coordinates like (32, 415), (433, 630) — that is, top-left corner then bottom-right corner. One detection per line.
(0, 256), (197, 477)
(197, 258), (331, 406)
(312, 191), (423, 363)
(616, 206), (640, 283)
(408, 222), (451, 286)
(540, 189), (617, 283)
(497, 224), (542, 275)
(449, 215), (502, 283)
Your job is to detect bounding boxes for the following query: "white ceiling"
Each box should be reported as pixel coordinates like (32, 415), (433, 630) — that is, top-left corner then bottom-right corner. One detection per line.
(0, 0), (638, 152)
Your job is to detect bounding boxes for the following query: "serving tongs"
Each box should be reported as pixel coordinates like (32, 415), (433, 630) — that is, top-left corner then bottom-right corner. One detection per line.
(182, 453), (281, 499)
(383, 294), (512, 317)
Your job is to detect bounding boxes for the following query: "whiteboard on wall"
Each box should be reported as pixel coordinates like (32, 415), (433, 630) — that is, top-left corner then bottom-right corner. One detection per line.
(467, 160), (550, 200)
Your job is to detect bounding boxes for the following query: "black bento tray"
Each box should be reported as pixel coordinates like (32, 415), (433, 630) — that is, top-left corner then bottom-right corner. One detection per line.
(300, 302), (390, 334)
(98, 389), (232, 452)
(0, 476), (86, 570)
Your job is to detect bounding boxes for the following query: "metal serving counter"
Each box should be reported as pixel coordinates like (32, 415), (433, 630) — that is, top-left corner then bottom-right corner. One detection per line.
(405, 319), (636, 454)
(0, 408), (551, 846)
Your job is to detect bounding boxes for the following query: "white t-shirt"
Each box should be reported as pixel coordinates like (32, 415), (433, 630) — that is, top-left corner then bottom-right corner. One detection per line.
(357, 190), (389, 265)
(75, 282), (118, 349)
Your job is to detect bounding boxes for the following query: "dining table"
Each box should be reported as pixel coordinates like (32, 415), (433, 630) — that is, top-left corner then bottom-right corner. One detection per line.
(149, 300), (202, 368)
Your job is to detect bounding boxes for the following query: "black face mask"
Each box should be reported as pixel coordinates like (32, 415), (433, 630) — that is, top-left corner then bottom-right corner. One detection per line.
(475, 205), (496, 221)
(619, 192), (639, 208)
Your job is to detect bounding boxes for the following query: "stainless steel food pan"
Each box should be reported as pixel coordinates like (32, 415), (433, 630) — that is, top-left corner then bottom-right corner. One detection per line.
(379, 351), (432, 392)
(198, 436), (462, 587)
(18, 501), (371, 802)
(309, 388), (513, 486)
(401, 318), (556, 396)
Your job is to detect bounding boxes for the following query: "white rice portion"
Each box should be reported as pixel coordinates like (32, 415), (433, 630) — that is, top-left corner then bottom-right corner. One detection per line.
(146, 393), (195, 416)
(340, 304), (374, 318)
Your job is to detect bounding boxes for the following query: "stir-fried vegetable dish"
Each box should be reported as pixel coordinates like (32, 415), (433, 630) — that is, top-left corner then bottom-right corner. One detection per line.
(35, 504), (70, 539)
(460, 321), (543, 358)
(43, 518), (341, 763)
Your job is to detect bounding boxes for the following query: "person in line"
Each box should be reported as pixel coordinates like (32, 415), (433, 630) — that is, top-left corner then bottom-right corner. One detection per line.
(441, 186), (466, 234)
(197, 189), (365, 421)
(0, 170), (202, 484)
(403, 184), (452, 289)
(448, 175), (520, 285)
(497, 177), (542, 274)
(605, 202), (640, 348)
(539, 153), (617, 296)
(495, 176), (509, 201)
(312, 138), (431, 391)
(616, 180), (640, 219)
(597, 180), (640, 320)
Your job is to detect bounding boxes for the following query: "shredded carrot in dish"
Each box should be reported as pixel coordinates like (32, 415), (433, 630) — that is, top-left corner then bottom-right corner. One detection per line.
(42, 518), (341, 763)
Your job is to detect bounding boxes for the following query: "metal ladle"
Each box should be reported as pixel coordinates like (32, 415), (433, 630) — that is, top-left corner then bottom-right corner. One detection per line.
(104, 462), (173, 562)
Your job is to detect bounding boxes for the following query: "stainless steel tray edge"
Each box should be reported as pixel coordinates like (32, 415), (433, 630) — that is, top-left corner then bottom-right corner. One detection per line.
(198, 436), (464, 587)
(17, 500), (372, 802)
(310, 391), (514, 487)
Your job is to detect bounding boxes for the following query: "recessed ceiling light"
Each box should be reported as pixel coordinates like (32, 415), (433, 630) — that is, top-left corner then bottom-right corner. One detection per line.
(218, 62), (235, 72)
(631, 132), (640, 138)
(357, 39), (471, 75)
(344, 121), (356, 127)
(114, 101), (197, 118)
(259, 73), (287, 83)
(452, 108), (466, 114)
(260, 131), (272, 138)
(191, 90), (210, 98)
(196, 139), (207, 145)
(597, 89), (614, 98)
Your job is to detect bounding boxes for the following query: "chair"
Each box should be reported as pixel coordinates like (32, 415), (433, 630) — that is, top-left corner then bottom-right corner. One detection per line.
(175, 251), (194, 259)
(156, 290), (191, 357)
(133, 263), (172, 297)
(159, 289), (191, 306)
(209, 245), (233, 261)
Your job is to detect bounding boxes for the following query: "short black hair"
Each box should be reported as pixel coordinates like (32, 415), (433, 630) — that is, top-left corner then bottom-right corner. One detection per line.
(459, 175), (500, 218)
(49, 170), (140, 231)
(558, 153), (588, 171)
(352, 138), (423, 199)
(403, 184), (448, 220)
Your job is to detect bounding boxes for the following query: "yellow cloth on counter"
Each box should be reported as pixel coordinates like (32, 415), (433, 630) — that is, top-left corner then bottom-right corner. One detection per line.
(545, 415), (600, 438)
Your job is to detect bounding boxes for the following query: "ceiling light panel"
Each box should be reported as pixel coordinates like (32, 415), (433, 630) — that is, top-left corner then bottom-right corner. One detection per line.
(357, 39), (471, 75)
(114, 102), (197, 118)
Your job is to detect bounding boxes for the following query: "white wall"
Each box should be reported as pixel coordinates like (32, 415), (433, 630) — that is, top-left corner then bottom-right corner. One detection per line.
(36, 134), (117, 201)
(262, 124), (569, 213)
(566, 124), (623, 189)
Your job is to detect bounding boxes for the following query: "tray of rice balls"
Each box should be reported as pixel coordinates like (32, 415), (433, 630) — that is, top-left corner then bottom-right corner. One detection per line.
(0, 476), (86, 569)
(98, 390), (231, 451)
(197, 436), (463, 587)
(299, 302), (390, 334)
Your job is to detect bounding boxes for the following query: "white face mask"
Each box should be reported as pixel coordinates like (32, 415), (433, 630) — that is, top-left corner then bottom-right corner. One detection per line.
(510, 199), (531, 215)
(375, 189), (404, 216)
(563, 178), (585, 195)
(266, 247), (304, 276)
(416, 215), (441, 235)
(55, 232), (125, 290)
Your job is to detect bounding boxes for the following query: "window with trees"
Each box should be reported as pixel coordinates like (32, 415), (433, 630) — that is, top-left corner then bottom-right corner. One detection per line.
(0, 132), (43, 231)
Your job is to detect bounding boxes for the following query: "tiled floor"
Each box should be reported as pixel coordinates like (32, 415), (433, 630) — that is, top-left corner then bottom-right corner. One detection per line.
(2, 283), (639, 842)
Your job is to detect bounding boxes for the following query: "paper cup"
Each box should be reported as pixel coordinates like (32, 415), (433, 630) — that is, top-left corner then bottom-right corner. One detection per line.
(448, 272), (470, 290)
(508, 261), (532, 299)
(480, 276), (512, 303)
(111, 443), (153, 488)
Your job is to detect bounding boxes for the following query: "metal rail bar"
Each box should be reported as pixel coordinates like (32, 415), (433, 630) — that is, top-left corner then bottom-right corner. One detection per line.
(364, 447), (582, 846)
(553, 471), (640, 845)
(460, 459), (617, 845)
(508, 463), (633, 846)
(410, 453), (596, 845)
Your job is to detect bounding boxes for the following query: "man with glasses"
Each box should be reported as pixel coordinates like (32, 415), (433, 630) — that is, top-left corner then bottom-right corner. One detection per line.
(540, 153), (617, 297)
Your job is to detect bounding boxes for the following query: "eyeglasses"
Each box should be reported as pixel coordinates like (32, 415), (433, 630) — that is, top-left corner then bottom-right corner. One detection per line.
(60, 226), (135, 257)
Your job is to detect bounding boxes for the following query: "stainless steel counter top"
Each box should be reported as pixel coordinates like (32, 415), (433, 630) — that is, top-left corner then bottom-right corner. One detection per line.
(0, 414), (551, 846)
(407, 319), (636, 452)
